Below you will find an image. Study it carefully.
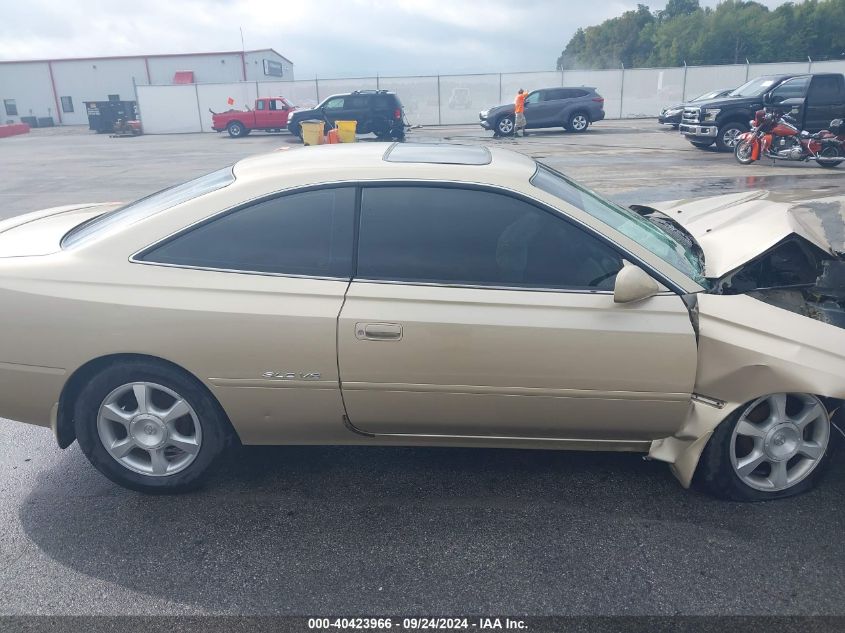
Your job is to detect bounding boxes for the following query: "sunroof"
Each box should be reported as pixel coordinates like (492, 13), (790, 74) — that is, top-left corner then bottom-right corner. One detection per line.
(383, 143), (491, 165)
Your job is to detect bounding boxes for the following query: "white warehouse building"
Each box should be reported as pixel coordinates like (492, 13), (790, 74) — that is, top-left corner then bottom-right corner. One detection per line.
(0, 49), (294, 126)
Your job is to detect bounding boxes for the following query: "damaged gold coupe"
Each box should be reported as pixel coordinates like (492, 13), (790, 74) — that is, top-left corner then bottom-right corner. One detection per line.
(0, 143), (843, 499)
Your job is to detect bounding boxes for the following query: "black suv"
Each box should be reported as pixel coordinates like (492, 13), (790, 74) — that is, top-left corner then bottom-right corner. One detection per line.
(479, 87), (605, 136)
(679, 73), (845, 151)
(287, 90), (406, 141)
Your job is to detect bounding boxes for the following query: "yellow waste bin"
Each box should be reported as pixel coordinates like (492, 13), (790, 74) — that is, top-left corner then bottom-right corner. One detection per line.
(336, 120), (357, 143)
(300, 120), (325, 146)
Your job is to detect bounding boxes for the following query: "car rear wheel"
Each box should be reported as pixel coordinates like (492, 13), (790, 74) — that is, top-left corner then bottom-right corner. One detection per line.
(697, 393), (833, 501)
(715, 122), (747, 152)
(567, 112), (589, 133)
(226, 121), (247, 138)
(74, 360), (231, 493)
(496, 115), (514, 136)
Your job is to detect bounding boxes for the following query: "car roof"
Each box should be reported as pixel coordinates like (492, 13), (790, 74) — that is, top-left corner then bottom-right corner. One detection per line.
(232, 143), (536, 186)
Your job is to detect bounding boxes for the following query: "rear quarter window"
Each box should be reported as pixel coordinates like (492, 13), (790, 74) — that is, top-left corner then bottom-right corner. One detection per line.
(62, 167), (235, 249)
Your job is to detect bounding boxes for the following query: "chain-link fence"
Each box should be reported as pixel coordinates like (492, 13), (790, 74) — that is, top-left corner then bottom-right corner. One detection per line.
(136, 59), (845, 133)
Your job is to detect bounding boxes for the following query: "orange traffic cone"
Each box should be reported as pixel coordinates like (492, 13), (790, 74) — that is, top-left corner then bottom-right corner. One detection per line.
(326, 128), (340, 144)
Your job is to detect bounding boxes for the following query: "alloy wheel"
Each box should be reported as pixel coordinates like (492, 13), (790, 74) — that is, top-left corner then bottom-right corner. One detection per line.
(730, 393), (829, 492)
(97, 382), (202, 476)
(571, 114), (588, 131)
(722, 127), (742, 148)
(497, 117), (514, 135)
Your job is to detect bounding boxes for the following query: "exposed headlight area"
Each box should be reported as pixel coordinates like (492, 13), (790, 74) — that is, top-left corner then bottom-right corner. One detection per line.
(703, 108), (721, 121)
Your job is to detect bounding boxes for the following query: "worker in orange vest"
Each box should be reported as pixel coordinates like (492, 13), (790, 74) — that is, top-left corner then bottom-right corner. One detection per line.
(514, 89), (529, 137)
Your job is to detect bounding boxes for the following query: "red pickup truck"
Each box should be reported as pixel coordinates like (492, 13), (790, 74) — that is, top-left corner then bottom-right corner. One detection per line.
(210, 97), (296, 137)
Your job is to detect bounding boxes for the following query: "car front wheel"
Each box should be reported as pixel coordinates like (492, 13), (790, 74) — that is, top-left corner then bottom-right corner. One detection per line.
(715, 122), (747, 152)
(697, 393), (833, 501)
(496, 115), (514, 136)
(74, 360), (231, 493)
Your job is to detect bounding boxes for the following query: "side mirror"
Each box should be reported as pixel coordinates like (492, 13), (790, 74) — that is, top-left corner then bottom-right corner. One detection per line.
(614, 264), (659, 304)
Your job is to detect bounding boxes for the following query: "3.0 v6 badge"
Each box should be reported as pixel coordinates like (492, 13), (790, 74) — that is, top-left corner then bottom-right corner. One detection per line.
(262, 371), (321, 380)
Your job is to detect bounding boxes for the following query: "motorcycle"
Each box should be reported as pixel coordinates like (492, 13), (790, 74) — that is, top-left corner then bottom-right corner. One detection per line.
(735, 109), (844, 168)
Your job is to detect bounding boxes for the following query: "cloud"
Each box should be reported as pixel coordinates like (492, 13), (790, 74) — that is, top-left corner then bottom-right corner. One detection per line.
(0, 0), (796, 77)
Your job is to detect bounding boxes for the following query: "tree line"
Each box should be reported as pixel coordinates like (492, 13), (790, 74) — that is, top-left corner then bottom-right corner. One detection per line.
(557, 0), (845, 70)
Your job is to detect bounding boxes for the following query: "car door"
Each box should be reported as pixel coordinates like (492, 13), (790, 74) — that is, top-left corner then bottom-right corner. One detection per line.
(137, 186), (356, 444)
(523, 90), (551, 128)
(767, 76), (810, 126)
(266, 98), (289, 128)
(253, 99), (272, 128)
(341, 95), (372, 132)
(321, 96), (346, 126)
(805, 75), (844, 131)
(337, 185), (698, 441)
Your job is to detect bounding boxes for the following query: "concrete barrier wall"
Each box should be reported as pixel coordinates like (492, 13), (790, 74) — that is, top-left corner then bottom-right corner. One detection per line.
(136, 60), (845, 134)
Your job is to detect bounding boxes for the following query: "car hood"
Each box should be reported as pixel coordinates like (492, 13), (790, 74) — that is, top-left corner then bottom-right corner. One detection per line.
(646, 190), (844, 278)
(289, 108), (320, 121)
(0, 202), (120, 257)
(485, 104), (514, 116)
(683, 95), (752, 109)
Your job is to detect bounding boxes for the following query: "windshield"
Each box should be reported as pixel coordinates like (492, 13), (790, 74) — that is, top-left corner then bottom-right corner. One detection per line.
(62, 167), (235, 249)
(729, 77), (778, 97)
(531, 165), (705, 285)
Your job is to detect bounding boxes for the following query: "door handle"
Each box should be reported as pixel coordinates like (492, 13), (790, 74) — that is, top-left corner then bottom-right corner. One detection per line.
(355, 322), (403, 341)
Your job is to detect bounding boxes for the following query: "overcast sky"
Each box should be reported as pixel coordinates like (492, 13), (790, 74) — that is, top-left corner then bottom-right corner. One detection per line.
(0, 0), (794, 77)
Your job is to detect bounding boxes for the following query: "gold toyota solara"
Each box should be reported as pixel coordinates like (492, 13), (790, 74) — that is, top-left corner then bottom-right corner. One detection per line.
(1, 143), (843, 499)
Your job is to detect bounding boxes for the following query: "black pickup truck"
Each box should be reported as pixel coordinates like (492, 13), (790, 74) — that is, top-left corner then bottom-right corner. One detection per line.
(679, 73), (845, 151)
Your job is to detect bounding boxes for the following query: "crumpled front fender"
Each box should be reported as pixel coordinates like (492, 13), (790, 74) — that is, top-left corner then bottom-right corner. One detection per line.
(649, 293), (845, 487)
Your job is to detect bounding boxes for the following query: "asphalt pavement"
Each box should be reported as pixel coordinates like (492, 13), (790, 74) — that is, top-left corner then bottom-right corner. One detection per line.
(0, 121), (843, 618)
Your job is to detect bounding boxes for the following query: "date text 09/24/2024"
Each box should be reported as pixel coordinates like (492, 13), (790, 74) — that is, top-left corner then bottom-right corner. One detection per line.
(307, 618), (527, 630)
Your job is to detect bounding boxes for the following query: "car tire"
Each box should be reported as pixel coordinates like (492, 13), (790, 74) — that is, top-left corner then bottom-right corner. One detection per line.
(74, 359), (232, 494)
(288, 123), (302, 141)
(715, 122), (747, 152)
(690, 140), (715, 149)
(496, 115), (515, 136)
(226, 121), (247, 138)
(567, 112), (590, 133)
(696, 393), (834, 501)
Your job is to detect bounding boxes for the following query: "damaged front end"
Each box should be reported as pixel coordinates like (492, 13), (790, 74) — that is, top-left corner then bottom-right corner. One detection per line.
(639, 192), (845, 329)
(637, 192), (845, 487)
(720, 238), (845, 329)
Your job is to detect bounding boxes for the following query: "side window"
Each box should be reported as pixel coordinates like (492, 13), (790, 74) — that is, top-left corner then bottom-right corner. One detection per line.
(525, 92), (542, 104)
(256, 100), (266, 110)
(4, 99), (17, 116)
(768, 76), (810, 103)
(547, 88), (580, 100)
(357, 187), (623, 290)
(274, 99), (287, 110)
(807, 76), (843, 105)
(142, 187), (356, 278)
(324, 97), (345, 110)
(346, 96), (369, 109)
